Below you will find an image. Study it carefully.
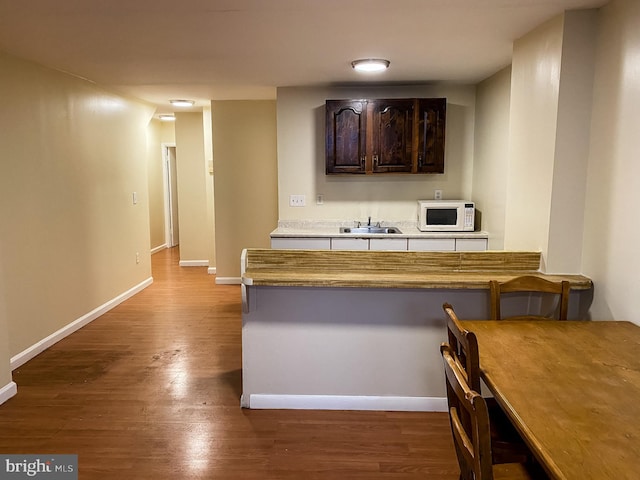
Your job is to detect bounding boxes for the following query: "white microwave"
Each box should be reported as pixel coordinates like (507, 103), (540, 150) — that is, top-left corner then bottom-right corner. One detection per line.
(418, 200), (475, 232)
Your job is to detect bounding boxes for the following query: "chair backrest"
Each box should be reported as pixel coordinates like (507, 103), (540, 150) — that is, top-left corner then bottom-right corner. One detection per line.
(441, 342), (494, 480)
(443, 302), (482, 392)
(489, 275), (570, 321)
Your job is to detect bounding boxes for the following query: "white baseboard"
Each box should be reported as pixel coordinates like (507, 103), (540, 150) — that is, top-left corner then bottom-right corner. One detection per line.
(215, 277), (242, 285)
(0, 381), (17, 406)
(10, 277), (153, 370)
(246, 394), (448, 412)
(179, 260), (209, 267)
(207, 267), (216, 275)
(150, 244), (167, 255)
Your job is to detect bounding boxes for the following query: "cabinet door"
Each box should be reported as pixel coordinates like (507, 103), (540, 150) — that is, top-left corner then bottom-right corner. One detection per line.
(271, 238), (331, 249)
(369, 238), (408, 251)
(416, 98), (446, 173)
(326, 100), (367, 174)
(455, 238), (487, 251)
(407, 238), (455, 251)
(331, 238), (369, 250)
(370, 99), (414, 173)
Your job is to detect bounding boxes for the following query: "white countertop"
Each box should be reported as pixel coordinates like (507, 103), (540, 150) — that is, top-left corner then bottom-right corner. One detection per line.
(270, 220), (488, 239)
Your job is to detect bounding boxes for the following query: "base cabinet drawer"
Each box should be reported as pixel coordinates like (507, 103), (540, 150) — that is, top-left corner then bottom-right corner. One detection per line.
(272, 235), (487, 252)
(408, 238), (456, 251)
(369, 238), (408, 251)
(455, 238), (488, 251)
(331, 238), (369, 250)
(271, 238), (331, 249)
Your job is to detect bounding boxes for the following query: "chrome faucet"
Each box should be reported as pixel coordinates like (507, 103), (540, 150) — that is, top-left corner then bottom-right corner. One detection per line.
(355, 217), (381, 228)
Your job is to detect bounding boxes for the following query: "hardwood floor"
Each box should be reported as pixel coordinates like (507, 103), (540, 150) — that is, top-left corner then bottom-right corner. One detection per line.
(0, 247), (460, 479)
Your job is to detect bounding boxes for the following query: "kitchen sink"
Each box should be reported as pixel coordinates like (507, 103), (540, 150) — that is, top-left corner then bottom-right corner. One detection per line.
(339, 226), (402, 234)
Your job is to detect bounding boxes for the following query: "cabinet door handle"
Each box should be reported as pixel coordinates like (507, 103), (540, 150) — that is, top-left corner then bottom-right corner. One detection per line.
(373, 154), (379, 167)
(360, 155), (365, 168)
(418, 153), (423, 167)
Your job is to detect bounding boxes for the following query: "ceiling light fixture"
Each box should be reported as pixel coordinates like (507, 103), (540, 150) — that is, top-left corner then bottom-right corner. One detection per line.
(169, 99), (195, 107)
(351, 58), (390, 73)
(158, 114), (176, 122)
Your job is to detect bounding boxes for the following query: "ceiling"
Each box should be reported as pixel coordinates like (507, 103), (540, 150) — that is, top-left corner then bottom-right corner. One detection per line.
(0, 0), (608, 114)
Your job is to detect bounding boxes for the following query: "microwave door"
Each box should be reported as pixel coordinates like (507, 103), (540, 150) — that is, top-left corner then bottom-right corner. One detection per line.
(427, 208), (458, 226)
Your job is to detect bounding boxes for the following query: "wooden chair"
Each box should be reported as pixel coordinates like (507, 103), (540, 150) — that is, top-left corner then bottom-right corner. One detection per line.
(441, 343), (545, 480)
(489, 275), (570, 321)
(443, 303), (529, 465)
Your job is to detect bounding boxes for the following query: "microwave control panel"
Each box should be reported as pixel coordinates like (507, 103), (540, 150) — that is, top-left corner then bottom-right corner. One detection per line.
(463, 204), (475, 229)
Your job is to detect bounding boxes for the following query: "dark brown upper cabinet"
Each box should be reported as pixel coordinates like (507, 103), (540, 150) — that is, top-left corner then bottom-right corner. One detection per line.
(325, 98), (446, 175)
(416, 98), (446, 174)
(325, 100), (368, 174)
(370, 99), (414, 173)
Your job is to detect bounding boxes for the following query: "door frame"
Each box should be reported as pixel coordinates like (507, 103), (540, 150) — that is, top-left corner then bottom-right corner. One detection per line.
(161, 143), (178, 248)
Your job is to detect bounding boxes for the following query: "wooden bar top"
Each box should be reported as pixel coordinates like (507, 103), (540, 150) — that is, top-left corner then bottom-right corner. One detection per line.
(241, 249), (592, 290)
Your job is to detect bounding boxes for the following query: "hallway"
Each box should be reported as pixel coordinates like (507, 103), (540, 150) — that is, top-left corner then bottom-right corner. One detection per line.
(0, 247), (458, 479)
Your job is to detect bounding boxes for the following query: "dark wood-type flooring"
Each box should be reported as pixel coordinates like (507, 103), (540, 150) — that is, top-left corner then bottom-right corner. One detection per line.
(0, 247), (459, 479)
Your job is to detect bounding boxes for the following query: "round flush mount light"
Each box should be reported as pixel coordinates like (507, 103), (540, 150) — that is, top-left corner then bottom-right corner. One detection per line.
(158, 114), (176, 121)
(169, 99), (195, 107)
(351, 58), (390, 73)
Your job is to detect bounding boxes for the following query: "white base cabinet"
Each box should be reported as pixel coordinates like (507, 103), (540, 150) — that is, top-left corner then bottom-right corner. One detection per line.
(455, 238), (488, 251)
(408, 238), (456, 251)
(331, 238), (369, 250)
(369, 238), (408, 251)
(270, 237), (331, 249)
(272, 236), (486, 251)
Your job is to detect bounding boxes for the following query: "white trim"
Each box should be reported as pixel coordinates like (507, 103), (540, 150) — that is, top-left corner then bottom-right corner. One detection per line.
(161, 143), (177, 248)
(246, 394), (448, 412)
(207, 267), (216, 275)
(179, 260), (209, 267)
(10, 277), (153, 370)
(150, 244), (167, 255)
(0, 381), (17, 405)
(241, 283), (249, 313)
(215, 277), (242, 285)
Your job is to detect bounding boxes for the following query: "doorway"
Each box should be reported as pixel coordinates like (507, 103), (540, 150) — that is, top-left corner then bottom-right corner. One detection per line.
(162, 144), (180, 248)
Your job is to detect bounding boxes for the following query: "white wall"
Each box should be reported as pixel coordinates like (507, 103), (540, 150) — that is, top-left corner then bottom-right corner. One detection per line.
(503, 11), (597, 273)
(0, 260), (12, 398)
(547, 10), (598, 273)
(174, 112), (211, 264)
(202, 106), (216, 270)
(147, 119), (166, 251)
(582, 0), (640, 319)
(504, 15), (564, 262)
(276, 85), (476, 224)
(0, 51), (154, 360)
(212, 101), (278, 280)
(472, 66), (512, 250)
(148, 120), (177, 252)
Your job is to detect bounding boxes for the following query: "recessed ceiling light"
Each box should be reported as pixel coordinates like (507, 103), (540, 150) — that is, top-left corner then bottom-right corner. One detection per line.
(169, 99), (195, 107)
(158, 114), (176, 121)
(351, 58), (390, 73)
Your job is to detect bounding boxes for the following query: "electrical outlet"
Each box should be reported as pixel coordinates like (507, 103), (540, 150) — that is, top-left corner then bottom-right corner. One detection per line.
(434, 189), (443, 200)
(136, 252), (140, 264)
(289, 194), (306, 207)
(316, 194), (324, 205)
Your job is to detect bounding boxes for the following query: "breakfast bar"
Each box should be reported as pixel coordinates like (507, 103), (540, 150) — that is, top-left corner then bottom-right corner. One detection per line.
(240, 249), (593, 411)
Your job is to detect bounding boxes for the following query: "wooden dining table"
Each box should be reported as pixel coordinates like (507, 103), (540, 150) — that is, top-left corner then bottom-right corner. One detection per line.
(460, 320), (640, 480)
